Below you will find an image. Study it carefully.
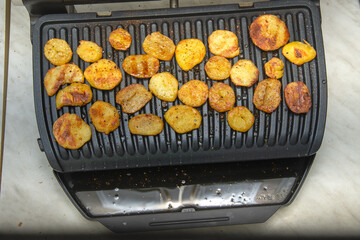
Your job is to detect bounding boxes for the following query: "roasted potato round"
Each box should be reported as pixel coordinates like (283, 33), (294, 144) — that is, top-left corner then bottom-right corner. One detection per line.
(284, 81), (312, 114)
(253, 78), (281, 113)
(209, 82), (236, 112)
(44, 38), (73, 66)
(128, 114), (164, 136)
(76, 40), (102, 63)
(205, 56), (231, 80)
(53, 113), (91, 149)
(84, 59), (122, 90)
(122, 54), (159, 78)
(116, 84), (152, 114)
(56, 83), (92, 109)
(227, 106), (255, 132)
(165, 105), (202, 134)
(264, 57), (284, 79)
(175, 39), (206, 71)
(249, 14), (290, 51)
(230, 59), (259, 87)
(208, 30), (240, 58)
(89, 101), (120, 134)
(109, 28), (132, 51)
(143, 32), (176, 61)
(149, 72), (178, 102)
(282, 40), (317, 65)
(178, 80), (209, 107)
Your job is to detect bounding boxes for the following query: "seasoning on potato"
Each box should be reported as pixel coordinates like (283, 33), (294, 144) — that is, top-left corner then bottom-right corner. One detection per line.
(282, 40), (316, 65)
(109, 28), (132, 51)
(89, 101), (120, 134)
(53, 113), (91, 149)
(128, 114), (164, 136)
(178, 80), (209, 107)
(227, 106), (255, 132)
(116, 84), (152, 114)
(284, 81), (312, 114)
(264, 57), (284, 79)
(175, 39), (206, 71)
(209, 82), (236, 112)
(44, 38), (73, 66)
(165, 105), (202, 134)
(55, 83), (92, 109)
(122, 54), (159, 78)
(84, 59), (122, 90)
(76, 40), (102, 63)
(205, 56), (231, 81)
(253, 78), (281, 113)
(149, 72), (178, 102)
(230, 59), (259, 87)
(208, 30), (240, 58)
(143, 32), (176, 61)
(249, 14), (290, 51)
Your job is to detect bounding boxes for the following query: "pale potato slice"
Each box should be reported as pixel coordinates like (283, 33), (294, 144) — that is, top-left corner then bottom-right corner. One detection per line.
(53, 113), (91, 149)
(284, 81), (312, 114)
(122, 54), (159, 78)
(89, 101), (120, 134)
(56, 83), (92, 109)
(175, 39), (206, 71)
(209, 82), (235, 112)
(143, 32), (175, 61)
(253, 78), (281, 113)
(230, 59), (259, 87)
(208, 30), (239, 58)
(264, 57), (284, 79)
(44, 38), (73, 66)
(165, 105), (202, 134)
(116, 84), (152, 114)
(109, 28), (132, 51)
(128, 114), (164, 136)
(227, 106), (255, 132)
(149, 72), (178, 102)
(84, 59), (122, 90)
(205, 56), (231, 81)
(76, 40), (102, 62)
(282, 40), (317, 65)
(178, 80), (209, 107)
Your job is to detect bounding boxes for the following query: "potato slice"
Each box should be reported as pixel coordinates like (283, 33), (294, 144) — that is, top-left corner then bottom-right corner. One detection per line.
(149, 72), (178, 102)
(165, 105), (202, 134)
(178, 80), (209, 107)
(53, 113), (91, 149)
(175, 39), (206, 71)
(230, 59), (259, 87)
(89, 101), (120, 134)
(109, 28), (132, 51)
(208, 30), (239, 58)
(76, 40), (102, 63)
(249, 14), (290, 51)
(116, 84), (152, 114)
(209, 82), (235, 112)
(205, 56), (231, 81)
(44, 38), (73, 66)
(128, 114), (164, 136)
(44, 63), (84, 96)
(253, 78), (281, 113)
(56, 83), (92, 109)
(284, 81), (312, 113)
(264, 57), (284, 79)
(227, 106), (255, 132)
(84, 59), (122, 90)
(122, 54), (159, 78)
(282, 41), (316, 65)
(143, 32), (176, 61)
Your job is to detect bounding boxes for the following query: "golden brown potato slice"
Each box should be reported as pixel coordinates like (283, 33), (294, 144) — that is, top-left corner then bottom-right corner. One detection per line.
(227, 106), (255, 132)
(249, 15), (290, 51)
(122, 54), (159, 78)
(178, 80), (209, 107)
(253, 78), (281, 113)
(209, 82), (235, 112)
(44, 38), (73, 66)
(149, 72), (178, 102)
(128, 114), (164, 136)
(84, 59), (122, 90)
(143, 32), (176, 61)
(44, 63), (84, 96)
(76, 40), (102, 63)
(205, 56), (231, 81)
(282, 41), (317, 65)
(53, 113), (91, 149)
(284, 81), (312, 114)
(109, 28), (132, 51)
(230, 59), (259, 87)
(208, 30), (239, 58)
(165, 105), (202, 134)
(116, 84), (152, 114)
(89, 101), (120, 134)
(56, 83), (92, 109)
(264, 57), (284, 79)
(175, 39), (206, 71)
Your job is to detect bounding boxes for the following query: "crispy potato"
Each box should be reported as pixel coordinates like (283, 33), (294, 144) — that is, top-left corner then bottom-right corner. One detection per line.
(89, 101), (120, 134)
(149, 72), (178, 102)
(230, 59), (259, 87)
(122, 54), (159, 78)
(208, 30), (239, 58)
(253, 78), (281, 113)
(44, 38), (73, 66)
(249, 15), (289, 51)
(44, 63), (84, 96)
(264, 57), (284, 79)
(227, 106), (255, 132)
(284, 81), (312, 113)
(84, 59), (122, 90)
(165, 105), (202, 134)
(56, 83), (92, 109)
(53, 113), (91, 149)
(76, 40), (102, 62)
(116, 84), (152, 114)
(282, 41), (317, 65)
(109, 28), (132, 51)
(143, 32), (176, 61)
(205, 56), (231, 80)
(175, 39), (206, 71)
(178, 80), (209, 107)
(209, 82), (235, 112)
(128, 114), (164, 136)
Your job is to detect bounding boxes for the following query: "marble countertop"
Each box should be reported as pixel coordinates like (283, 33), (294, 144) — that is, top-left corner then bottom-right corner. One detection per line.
(0, 0), (359, 238)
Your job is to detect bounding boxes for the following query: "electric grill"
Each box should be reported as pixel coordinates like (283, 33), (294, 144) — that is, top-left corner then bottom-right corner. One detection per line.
(25, 0), (327, 232)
